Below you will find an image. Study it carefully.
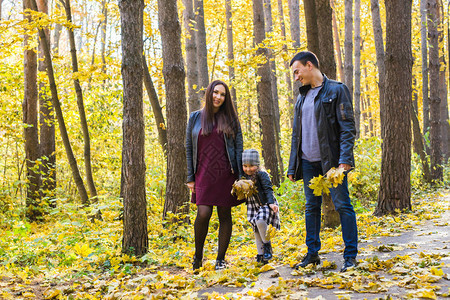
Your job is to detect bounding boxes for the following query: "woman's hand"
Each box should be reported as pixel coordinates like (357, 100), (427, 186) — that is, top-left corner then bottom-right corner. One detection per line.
(269, 204), (279, 213)
(186, 181), (195, 193)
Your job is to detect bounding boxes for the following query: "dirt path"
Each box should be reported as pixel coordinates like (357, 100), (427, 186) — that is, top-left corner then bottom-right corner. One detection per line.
(199, 194), (450, 299)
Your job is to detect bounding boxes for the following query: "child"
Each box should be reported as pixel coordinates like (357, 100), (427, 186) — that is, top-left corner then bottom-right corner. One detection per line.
(242, 149), (280, 263)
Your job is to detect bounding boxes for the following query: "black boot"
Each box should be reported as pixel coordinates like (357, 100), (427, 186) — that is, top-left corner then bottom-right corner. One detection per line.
(263, 242), (273, 261)
(295, 253), (320, 269)
(256, 254), (264, 263)
(192, 256), (202, 271)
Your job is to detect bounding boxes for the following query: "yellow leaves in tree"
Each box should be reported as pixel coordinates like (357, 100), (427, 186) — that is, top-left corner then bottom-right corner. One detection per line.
(231, 179), (257, 200)
(308, 167), (346, 196)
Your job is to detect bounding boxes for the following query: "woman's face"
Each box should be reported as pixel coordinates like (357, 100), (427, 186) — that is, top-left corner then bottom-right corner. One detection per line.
(212, 84), (226, 112)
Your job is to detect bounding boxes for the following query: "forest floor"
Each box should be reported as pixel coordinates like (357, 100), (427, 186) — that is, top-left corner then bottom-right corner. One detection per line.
(0, 190), (448, 299)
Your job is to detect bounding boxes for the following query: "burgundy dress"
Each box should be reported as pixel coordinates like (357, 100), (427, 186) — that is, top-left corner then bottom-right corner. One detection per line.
(191, 127), (241, 207)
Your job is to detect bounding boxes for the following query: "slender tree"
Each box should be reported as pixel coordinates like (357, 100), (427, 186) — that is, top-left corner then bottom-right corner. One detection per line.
(315, 0), (336, 79)
(100, 0), (108, 75)
(277, 0), (293, 106)
(353, 0), (361, 138)
(194, 0), (209, 99)
(375, 0), (412, 216)
(303, 0), (319, 54)
(438, 3), (449, 160)
(288, 0), (300, 48)
(52, 1), (62, 53)
(119, 0), (147, 255)
(344, 0), (353, 96)
(23, 0), (41, 220)
(62, 0), (97, 200)
(370, 0), (386, 138)
(30, 0), (89, 204)
(0, 0), (3, 20)
(158, 0), (189, 220)
(427, 0), (443, 181)
(421, 0), (430, 134)
(331, 0), (344, 81)
(183, 0), (200, 113)
(143, 54), (167, 154)
(253, 0), (279, 186)
(225, 0), (237, 109)
(411, 102), (432, 182)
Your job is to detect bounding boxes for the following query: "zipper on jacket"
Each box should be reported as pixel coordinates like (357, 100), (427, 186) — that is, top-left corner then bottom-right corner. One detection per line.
(223, 134), (234, 174)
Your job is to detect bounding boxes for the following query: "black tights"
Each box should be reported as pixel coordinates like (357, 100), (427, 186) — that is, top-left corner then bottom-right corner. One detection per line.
(194, 205), (232, 260)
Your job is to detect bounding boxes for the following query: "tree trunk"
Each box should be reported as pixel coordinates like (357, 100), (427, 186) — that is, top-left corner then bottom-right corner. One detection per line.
(331, 0), (344, 81)
(375, 0), (412, 216)
(353, 0), (361, 139)
(427, 0), (443, 181)
(315, 0), (336, 79)
(0, 0), (3, 20)
(225, 0), (237, 109)
(277, 0), (293, 107)
(52, 1), (62, 54)
(411, 102), (432, 182)
(63, 0), (97, 200)
(303, 0), (319, 54)
(253, 0), (279, 186)
(158, 0), (189, 220)
(438, 3), (449, 160)
(183, 0), (200, 113)
(344, 0), (353, 96)
(23, 0), (41, 221)
(421, 0), (430, 134)
(288, 0), (300, 48)
(36, 0), (56, 204)
(370, 0), (385, 139)
(30, 0), (89, 205)
(194, 0), (209, 100)
(143, 54), (168, 154)
(100, 0), (108, 75)
(119, 0), (148, 256)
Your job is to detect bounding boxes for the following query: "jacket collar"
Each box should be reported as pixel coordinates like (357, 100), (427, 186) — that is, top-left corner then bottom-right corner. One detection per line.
(299, 74), (329, 96)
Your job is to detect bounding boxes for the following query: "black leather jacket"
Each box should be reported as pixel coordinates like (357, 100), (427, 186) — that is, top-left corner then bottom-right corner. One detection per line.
(287, 75), (356, 180)
(244, 170), (275, 205)
(186, 110), (243, 183)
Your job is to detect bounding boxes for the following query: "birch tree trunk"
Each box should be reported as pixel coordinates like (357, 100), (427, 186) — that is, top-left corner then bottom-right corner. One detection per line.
(225, 0), (237, 109)
(421, 0), (430, 134)
(119, 0), (148, 255)
(63, 0), (97, 200)
(30, 0), (89, 205)
(253, 0), (279, 186)
(375, 0), (412, 216)
(194, 0), (209, 100)
(427, 0), (443, 181)
(344, 0), (353, 96)
(158, 0), (189, 220)
(24, 0), (41, 221)
(354, 0), (361, 139)
(183, 0), (200, 113)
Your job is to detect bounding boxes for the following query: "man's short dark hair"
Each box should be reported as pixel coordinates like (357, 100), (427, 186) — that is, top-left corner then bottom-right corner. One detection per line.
(290, 51), (320, 69)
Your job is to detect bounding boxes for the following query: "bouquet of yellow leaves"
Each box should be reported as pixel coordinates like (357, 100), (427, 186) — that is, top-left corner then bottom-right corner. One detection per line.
(308, 167), (346, 196)
(231, 179), (257, 201)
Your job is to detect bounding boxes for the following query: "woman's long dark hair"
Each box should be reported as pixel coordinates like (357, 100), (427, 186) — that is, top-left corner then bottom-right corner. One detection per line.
(201, 80), (239, 138)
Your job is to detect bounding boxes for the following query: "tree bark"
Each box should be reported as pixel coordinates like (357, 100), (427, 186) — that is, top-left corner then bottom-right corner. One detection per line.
(303, 0), (319, 54)
(288, 0), (300, 48)
(421, 0), (430, 134)
(315, 0), (336, 79)
(354, 0), (361, 139)
(344, 0), (353, 96)
(119, 0), (147, 256)
(370, 0), (386, 139)
(30, 0), (89, 205)
(63, 0), (97, 200)
(158, 0), (189, 220)
(183, 0), (200, 113)
(100, 0), (108, 75)
(225, 0), (237, 109)
(331, 0), (344, 81)
(143, 54), (168, 154)
(375, 0), (412, 216)
(427, 0), (443, 181)
(438, 3), (449, 160)
(277, 0), (293, 107)
(253, 0), (279, 186)
(52, 1), (62, 54)
(0, 0), (3, 20)
(23, 0), (41, 221)
(194, 0), (209, 100)
(411, 101), (432, 182)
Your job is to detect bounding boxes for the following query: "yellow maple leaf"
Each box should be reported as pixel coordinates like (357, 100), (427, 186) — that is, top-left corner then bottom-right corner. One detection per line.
(73, 243), (93, 257)
(308, 175), (331, 196)
(326, 167), (346, 187)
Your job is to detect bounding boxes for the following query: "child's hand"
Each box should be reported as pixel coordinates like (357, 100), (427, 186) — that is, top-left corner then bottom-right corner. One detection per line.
(269, 204), (279, 213)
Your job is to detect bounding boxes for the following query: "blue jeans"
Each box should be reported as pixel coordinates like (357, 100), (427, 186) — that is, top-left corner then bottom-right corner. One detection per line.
(302, 159), (358, 258)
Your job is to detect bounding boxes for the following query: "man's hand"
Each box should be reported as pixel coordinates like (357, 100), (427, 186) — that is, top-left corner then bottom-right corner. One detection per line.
(186, 181), (195, 193)
(339, 164), (352, 171)
(288, 175), (295, 182)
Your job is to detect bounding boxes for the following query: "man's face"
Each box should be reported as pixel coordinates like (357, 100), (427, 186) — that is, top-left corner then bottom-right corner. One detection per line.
(291, 60), (312, 85)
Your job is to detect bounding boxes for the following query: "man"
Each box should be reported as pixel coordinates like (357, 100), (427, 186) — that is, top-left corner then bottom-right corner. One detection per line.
(287, 51), (358, 272)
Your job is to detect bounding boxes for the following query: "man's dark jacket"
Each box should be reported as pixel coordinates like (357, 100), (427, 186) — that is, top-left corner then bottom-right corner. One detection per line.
(186, 110), (243, 183)
(287, 75), (356, 181)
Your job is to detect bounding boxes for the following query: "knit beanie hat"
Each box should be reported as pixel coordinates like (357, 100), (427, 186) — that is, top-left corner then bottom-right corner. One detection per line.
(242, 149), (260, 166)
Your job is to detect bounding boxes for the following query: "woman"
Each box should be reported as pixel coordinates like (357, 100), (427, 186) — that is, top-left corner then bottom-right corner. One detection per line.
(186, 80), (243, 271)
